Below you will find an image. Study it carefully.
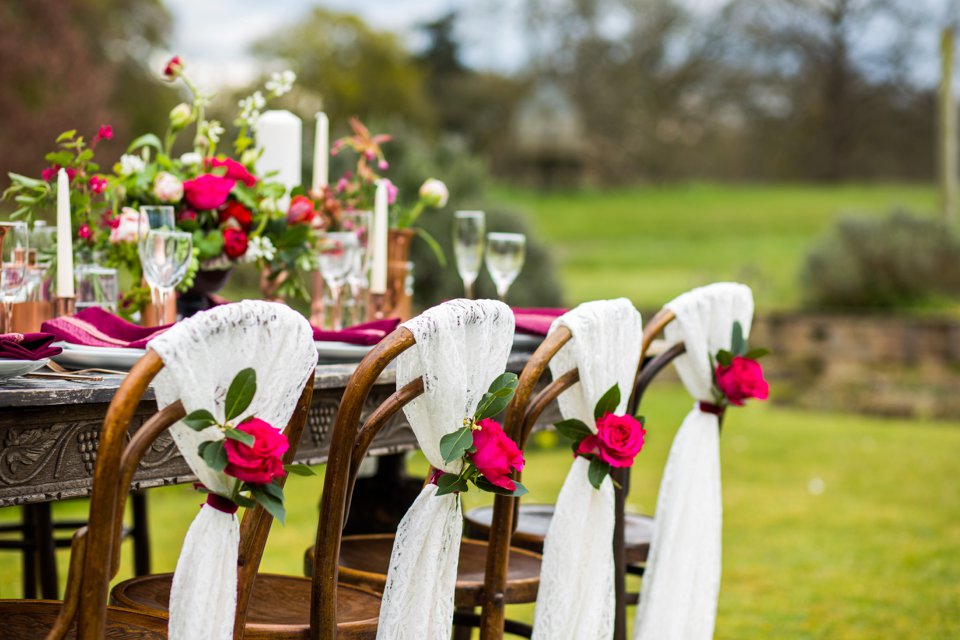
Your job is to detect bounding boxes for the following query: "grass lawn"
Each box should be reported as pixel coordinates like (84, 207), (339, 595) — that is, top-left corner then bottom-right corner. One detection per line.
(1, 381), (956, 638)
(491, 182), (938, 310)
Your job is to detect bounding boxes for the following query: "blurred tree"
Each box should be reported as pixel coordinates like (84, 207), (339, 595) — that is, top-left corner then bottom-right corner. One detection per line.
(0, 0), (176, 187)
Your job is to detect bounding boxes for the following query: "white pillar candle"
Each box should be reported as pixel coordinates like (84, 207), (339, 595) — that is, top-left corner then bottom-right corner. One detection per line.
(312, 112), (329, 192)
(56, 168), (74, 298)
(255, 110), (302, 209)
(370, 180), (389, 294)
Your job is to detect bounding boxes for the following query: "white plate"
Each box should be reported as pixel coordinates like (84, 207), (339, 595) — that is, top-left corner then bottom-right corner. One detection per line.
(51, 342), (146, 371)
(315, 341), (374, 362)
(512, 333), (543, 351)
(0, 358), (49, 382)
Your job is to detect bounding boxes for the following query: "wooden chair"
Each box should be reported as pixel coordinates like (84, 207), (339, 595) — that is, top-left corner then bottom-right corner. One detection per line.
(0, 349), (330, 639)
(308, 326), (544, 640)
(469, 308), (683, 638)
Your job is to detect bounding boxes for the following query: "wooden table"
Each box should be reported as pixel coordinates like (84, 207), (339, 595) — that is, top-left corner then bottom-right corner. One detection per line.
(0, 352), (540, 507)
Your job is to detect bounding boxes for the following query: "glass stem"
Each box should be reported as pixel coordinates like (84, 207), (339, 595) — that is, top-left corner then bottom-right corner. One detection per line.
(497, 285), (508, 303)
(329, 283), (343, 331)
(464, 279), (475, 300)
(1, 301), (12, 333)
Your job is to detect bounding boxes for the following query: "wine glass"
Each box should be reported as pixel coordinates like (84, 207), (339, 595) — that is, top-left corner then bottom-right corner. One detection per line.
(454, 210), (485, 299)
(138, 229), (192, 323)
(341, 211), (373, 326)
(485, 232), (526, 303)
(138, 205), (176, 236)
(0, 221), (28, 332)
(317, 231), (360, 330)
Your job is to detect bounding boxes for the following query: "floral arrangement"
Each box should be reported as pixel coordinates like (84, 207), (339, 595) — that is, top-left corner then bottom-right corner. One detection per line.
(433, 372), (528, 497)
(711, 321), (770, 408)
(554, 384), (646, 489)
(181, 367), (313, 523)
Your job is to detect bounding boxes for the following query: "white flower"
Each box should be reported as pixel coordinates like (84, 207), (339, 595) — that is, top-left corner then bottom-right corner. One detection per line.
(153, 172), (183, 203)
(201, 120), (224, 144)
(109, 207), (141, 244)
(118, 154), (146, 176)
(419, 178), (449, 208)
(169, 103), (193, 129)
(237, 91), (266, 127)
(179, 152), (202, 166)
(243, 235), (276, 263)
(265, 70), (296, 96)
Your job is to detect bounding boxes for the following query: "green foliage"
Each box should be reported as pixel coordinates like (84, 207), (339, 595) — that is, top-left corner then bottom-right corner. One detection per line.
(473, 373), (519, 422)
(587, 457), (610, 490)
(224, 368), (257, 422)
(439, 427), (474, 465)
(802, 209), (960, 309)
(594, 383), (620, 420)
(183, 409), (217, 431)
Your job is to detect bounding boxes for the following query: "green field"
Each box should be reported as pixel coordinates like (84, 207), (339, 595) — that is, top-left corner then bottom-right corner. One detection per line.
(2, 382), (957, 638)
(492, 183), (937, 309)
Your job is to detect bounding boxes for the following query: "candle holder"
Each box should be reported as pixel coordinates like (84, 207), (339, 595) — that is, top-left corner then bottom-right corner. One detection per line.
(11, 301), (55, 333)
(54, 296), (76, 318)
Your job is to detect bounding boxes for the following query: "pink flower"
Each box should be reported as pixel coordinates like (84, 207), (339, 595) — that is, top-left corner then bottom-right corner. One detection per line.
(78, 224), (91, 240)
(109, 207), (141, 244)
(163, 55), (183, 79)
(468, 418), (525, 491)
(223, 418), (288, 485)
(223, 227), (249, 259)
(65, 168), (78, 182)
(286, 195), (316, 225)
(336, 177), (349, 193)
(153, 172), (183, 203)
(364, 150), (375, 161)
(41, 166), (58, 182)
(577, 413), (646, 468)
(88, 176), (107, 195)
(715, 357), (769, 406)
(207, 157), (257, 188)
(96, 125), (113, 141)
(182, 174), (235, 210)
(383, 178), (398, 205)
(378, 160), (389, 170)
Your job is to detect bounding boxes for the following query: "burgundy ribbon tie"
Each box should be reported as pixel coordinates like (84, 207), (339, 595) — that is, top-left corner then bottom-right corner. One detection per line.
(697, 401), (726, 418)
(205, 493), (239, 515)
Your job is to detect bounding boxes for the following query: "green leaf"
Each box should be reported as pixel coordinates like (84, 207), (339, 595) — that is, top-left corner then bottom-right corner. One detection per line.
(731, 321), (746, 356)
(284, 464), (316, 476)
(474, 393), (512, 421)
(435, 473), (469, 496)
(183, 409), (217, 431)
(200, 440), (228, 472)
(127, 133), (163, 153)
(487, 372), (519, 397)
(439, 427), (474, 465)
(223, 427), (255, 447)
(587, 457), (611, 490)
(594, 383), (621, 420)
(474, 476), (528, 497)
(250, 485), (286, 524)
(56, 129), (77, 142)
(744, 347), (770, 360)
(224, 368), (257, 421)
(414, 226), (447, 267)
(553, 418), (593, 443)
(260, 480), (285, 501)
(8, 172), (47, 189)
(715, 350), (734, 367)
(233, 494), (256, 508)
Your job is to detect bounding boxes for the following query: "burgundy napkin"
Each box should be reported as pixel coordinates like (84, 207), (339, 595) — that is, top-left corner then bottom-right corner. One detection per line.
(512, 307), (567, 336)
(312, 318), (401, 346)
(41, 307), (172, 349)
(0, 332), (63, 360)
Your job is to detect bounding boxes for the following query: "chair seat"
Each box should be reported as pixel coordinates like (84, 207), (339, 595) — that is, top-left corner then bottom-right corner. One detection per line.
(464, 503), (654, 564)
(0, 600), (168, 639)
(111, 572), (380, 639)
(305, 534), (542, 608)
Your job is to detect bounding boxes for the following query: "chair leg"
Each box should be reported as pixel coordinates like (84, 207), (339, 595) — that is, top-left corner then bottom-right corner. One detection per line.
(20, 507), (37, 599)
(452, 606), (475, 640)
(131, 491), (151, 575)
(27, 503), (59, 599)
(613, 467), (630, 640)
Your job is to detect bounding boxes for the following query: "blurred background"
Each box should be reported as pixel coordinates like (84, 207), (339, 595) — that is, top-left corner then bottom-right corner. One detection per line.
(1, 0), (959, 637)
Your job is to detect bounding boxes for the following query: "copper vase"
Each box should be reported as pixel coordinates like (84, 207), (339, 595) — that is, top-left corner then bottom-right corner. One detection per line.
(381, 228), (415, 321)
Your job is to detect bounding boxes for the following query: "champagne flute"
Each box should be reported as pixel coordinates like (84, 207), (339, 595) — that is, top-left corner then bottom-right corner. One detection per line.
(317, 231), (360, 330)
(454, 210), (485, 299)
(138, 230), (193, 323)
(0, 221), (28, 332)
(485, 232), (526, 303)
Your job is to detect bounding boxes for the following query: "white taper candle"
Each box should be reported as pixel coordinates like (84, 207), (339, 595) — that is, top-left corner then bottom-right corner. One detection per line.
(56, 168), (74, 298)
(312, 112), (329, 192)
(370, 180), (389, 294)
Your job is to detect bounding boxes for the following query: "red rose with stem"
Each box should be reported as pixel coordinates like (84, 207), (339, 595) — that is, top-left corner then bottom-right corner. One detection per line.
(467, 418), (525, 491)
(183, 174), (235, 210)
(219, 200), (253, 230)
(286, 195), (317, 225)
(223, 227), (249, 258)
(715, 356), (769, 406)
(576, 413), (646, 468)
(223, 418), (288, 485)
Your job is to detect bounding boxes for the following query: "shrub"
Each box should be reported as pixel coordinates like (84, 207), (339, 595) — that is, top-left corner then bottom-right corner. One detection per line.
(801, 210), (960, 309)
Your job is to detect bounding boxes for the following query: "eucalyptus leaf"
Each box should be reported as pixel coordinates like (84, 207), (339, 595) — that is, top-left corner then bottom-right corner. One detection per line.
(250, 485), (286, 524)
(715, 350), (734, 367)
(183, 409), (217, 431)
(744, 347), (770, 360)
(224, 368), (257, 421)
(594, 383), (621, 420)
(553, 418), (593, 442)
(439, 427), (474, 464)
(435, 473), (468, 496)
(731, 321), (746, 356)
(201, 440), (228, 473)
(587, 457), (611, 490)
(223, 427), (255, 447)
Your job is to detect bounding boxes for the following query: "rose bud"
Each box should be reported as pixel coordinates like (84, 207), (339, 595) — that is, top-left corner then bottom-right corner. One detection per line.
(286, 195), (317, 225)
(169, 103), (194, 129)
(223, 227), (249, 259)
(163, 55), (184, 79)
(219, 200), (253, 230)
(96, 125), (113, 141)
(715, 357), (769, 406)
(182, 174), (235, 210)
(419, 178), (449, 208)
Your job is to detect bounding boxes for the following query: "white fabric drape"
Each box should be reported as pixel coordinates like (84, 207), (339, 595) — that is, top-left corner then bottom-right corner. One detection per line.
(376, 299), (514, 640)
(532, 299), (643, 640)
(634, 282), (754, 640)
(149, 301), (316, 640)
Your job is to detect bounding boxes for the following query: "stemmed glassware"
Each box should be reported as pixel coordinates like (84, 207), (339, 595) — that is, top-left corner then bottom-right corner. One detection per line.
(485, 232), (526, 303)
(138, 206), (190, 324)
(317, 231), (360, 331)
(0, 221), (29, 333)
(340, 211), (373, 326)
(453, 210), (485, 299)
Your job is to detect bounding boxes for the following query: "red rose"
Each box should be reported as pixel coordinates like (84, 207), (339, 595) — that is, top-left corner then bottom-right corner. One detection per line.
(41, 165), (58, 182)
(223, 227), (249, 258)
(467, 418), (525, 491)
(178, 209), (198, 224)
(96, 125), (113, 141)
(183, 174), (235, 210)
(223, 418), (288, 485)
(163, 55), (183, 79)
(219, 200), (253, 230)
(286, 195), (316, 225)
(576, 413), (645, 468)
(208, 157), (257, 188)
(88, 176), (107, 194)
(715, 356), (769, 406)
